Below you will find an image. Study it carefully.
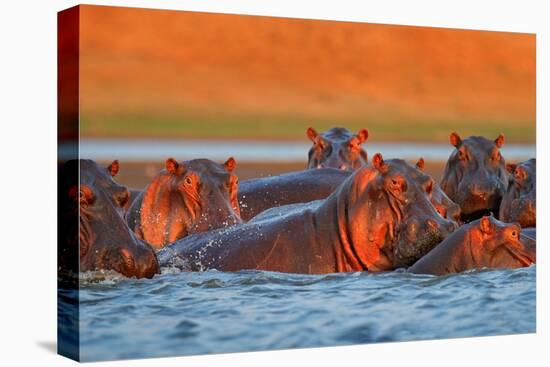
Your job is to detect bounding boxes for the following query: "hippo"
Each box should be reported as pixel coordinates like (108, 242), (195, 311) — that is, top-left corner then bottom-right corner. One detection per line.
(127, 157), (241, 250)
(238, 168), (351, 221)
(409, 216), (535, 275)
(499, 159), (536, 227)
(440, 132), (508, 222)
(59, 159), (159, 279)
(306, 127), (369, 170)
(157, 154), (456, 274)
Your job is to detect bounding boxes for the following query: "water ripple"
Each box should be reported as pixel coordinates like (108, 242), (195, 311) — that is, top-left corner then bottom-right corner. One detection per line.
(74, 266), (536, 362)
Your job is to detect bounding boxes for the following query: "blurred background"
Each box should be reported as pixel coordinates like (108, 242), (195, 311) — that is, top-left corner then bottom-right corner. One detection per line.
(76, 5), (536, 187)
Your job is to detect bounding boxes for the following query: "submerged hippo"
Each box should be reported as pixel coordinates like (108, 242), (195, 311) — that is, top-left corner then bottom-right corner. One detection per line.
(306, 127), (369, 170)
(157, 154), (456, 274)
(409, 216), (535, 275)
(238, 168), (351, 221)
(499, 159), (536, 227)
(59, 159), (159, 278)
(127, 158), (241, 250)
(441, 133), (508, 222)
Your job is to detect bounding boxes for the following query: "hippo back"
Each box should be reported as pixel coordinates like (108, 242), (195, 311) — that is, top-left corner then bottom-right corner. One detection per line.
(238, 168), (350, 221)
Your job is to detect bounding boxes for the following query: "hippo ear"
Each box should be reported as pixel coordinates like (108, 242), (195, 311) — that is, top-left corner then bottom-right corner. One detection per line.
(416, 157), (425, 171)
(165, 158), (181, 175)
(306, 127), (318, 142)
(479, 216), (494, 235)
(224, 157), (237, 173)
(107, 160), (119, 177)
(356, 128), (369, 143)
(495, 133), (505, 148)
(372, 153), (387, 173)
(506, 163), (517, 174)
(449, 132), (462, 148)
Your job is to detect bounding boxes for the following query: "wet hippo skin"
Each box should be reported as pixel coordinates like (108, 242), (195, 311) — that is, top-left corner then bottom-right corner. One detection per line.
(441, 132), (508, 222)
(127, 158), (241, 250)
(409, 216), (535, 275)
(499, 158), (536, 227)
(158, 154), (456, 274)
(306, 127), (369, 170)
(60, 159), (159, 278)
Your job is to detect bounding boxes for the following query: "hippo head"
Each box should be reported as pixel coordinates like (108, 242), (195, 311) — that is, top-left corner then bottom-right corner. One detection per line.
(441, 133), (508, 222)
(379, 157), (458, 268)
(408, 216), (535, 275)
(343, 154), (456, 271)
(306, 127), (368, 171)
(62, 159), (159, 278)
(470, 216), (536, 268)
(139, 157), (242, 249)
(415, 158), (462, 223)
(499, 159), (536, 227)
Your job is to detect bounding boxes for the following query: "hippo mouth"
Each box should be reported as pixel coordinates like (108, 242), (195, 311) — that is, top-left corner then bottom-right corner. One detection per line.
(499, 242), (536, 267)
(458, 193), (501, 222)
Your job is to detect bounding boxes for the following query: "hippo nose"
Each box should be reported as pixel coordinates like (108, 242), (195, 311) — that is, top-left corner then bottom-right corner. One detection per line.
(209, 207), (241, 228)
(446, 220), (458, 233)
(224, 211), (242, 225)
(134, 245), (160, 278)
(468, 184), (494, 198)
(426, 218), (457, 234)
(425, 219), (438, 231)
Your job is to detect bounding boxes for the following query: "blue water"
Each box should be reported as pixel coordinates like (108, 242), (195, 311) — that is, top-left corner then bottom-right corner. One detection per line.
(73, 266), (536, 362)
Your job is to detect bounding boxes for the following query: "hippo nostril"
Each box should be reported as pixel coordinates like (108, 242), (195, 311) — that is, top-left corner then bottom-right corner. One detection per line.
(136, 250), (160, 278)
(120, 248), (136, 274)
(426, 219), (438, 230)
(447, 221), (458, 232)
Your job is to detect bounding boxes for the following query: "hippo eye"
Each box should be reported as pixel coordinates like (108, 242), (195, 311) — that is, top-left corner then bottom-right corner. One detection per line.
(458, 150), (467, 161)
(185, 176), (193, 186)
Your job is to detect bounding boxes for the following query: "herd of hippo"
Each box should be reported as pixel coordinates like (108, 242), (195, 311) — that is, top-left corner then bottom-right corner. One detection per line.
(59, 127), (536, 279)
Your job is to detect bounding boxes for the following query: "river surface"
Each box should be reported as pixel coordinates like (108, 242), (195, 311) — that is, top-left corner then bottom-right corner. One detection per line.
(60, 138), (536, 162)
(67, 265), (536, 362)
